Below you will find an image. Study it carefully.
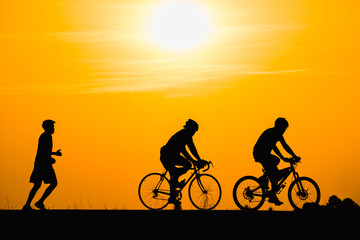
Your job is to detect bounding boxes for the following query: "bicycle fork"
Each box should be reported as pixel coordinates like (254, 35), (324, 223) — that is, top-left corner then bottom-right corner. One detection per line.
(292, 172), (307, 198)
(195, 176), (211, 208)
(196, 176), (207, 193)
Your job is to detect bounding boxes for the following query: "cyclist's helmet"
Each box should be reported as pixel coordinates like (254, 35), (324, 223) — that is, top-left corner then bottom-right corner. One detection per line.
(275, 117), (288, 129)
(184, 119), (199, 132)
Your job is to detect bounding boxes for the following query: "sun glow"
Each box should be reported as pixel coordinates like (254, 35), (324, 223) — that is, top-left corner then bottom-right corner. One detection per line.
(148, 0), (212, 51)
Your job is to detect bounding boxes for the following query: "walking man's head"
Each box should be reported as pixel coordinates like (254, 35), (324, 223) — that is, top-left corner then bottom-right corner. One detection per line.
(274, 117), (288, 134)
(184, 119), (199, 135)
(42, 119), (55, 134)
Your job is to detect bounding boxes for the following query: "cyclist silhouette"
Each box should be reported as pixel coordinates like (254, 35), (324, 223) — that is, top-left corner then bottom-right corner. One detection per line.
(160, 119), (204, 206)
(253, 118), (299, 206)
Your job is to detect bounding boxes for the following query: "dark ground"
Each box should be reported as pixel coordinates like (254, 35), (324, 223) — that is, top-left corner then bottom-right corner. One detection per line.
(0, 210), (357, 240)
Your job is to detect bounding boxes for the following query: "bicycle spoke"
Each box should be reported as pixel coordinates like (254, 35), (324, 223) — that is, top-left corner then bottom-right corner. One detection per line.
(189, 174), (221, 210)
(288, 177), (320, 210)
(139, 173), (170, 210)
(233, 176), (265, 210)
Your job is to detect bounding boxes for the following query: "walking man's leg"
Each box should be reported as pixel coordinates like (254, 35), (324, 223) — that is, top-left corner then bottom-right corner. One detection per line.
(23, 181), (42, 210)
(35, 180), (57, 210)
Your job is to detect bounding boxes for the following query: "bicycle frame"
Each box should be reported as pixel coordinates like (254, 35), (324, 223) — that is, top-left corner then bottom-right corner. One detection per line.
(155, 166), (206, 197)
(252, 161), (302, 198)
(276, 162), (300, 191)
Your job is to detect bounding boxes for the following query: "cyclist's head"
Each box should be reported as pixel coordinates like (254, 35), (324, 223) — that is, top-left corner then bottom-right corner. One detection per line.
(184, 119), (199, 134)
(42, 119), (55, 134)
(275, 117), (288, 133)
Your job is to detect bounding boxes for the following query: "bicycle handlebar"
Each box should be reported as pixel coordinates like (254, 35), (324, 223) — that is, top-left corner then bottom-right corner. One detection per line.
(287, 156), (301, 164)
(202, 161), (213, 172)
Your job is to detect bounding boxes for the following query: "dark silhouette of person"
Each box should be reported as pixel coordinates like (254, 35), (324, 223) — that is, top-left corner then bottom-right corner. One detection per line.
(23, 120), (62, 210)
(160, 119), (203, 206)
(253, 118), (299, 206)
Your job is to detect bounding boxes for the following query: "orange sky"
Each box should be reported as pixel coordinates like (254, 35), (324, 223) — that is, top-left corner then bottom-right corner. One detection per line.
(1, 0), (360, 210)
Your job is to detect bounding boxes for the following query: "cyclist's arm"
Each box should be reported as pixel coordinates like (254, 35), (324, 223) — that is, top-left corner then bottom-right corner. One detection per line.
(181, 149), (196, 164)
(279, 137), (297, 158)
(273, 145), (285, 160)
(187, 139), (201, 161)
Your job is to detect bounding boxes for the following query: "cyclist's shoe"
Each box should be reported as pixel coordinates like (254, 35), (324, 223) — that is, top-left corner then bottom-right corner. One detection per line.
(168, 197), (182, 206)
(268, 196), (283, 206)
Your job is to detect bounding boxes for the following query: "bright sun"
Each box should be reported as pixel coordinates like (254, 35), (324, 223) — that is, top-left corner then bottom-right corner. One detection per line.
(148, 0), (212, 51)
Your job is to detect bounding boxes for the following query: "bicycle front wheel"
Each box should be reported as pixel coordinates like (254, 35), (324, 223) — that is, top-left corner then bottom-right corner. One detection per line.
(188, 174), (221, 210)
(233, 176), (265, 211)
(138, 173), (170, 210)
(288, 176), (320, 210)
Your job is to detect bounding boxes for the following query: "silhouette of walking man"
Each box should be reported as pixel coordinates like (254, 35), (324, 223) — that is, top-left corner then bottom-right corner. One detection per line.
(253, 118), (299, 206)
(23, 120), (62, 210)
(160, 119), (204, 207)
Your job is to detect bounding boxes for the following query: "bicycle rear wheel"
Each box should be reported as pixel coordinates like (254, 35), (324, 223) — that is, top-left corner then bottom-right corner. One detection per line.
(233, 176), (265, 211)
(188, 174), (221, 210)
(138, 173), (170, 210)
(288, 176), (320, 210)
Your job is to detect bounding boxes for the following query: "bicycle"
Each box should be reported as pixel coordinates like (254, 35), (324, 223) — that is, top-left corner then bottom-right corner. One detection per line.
(233, 157), (320, 210)
(138, 161), (221, 210)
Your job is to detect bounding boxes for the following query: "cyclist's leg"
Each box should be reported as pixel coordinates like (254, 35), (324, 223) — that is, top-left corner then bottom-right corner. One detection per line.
(268, 156), (283, 205)
(160, 150), (190, 181)
(173, 155), (192, 176)
(257, 156), (277, 186)
(169, 155), (191, 205)
(260, 155), (282, 205)
(160, 151), (178, 202)
(254, 153), (269, 188)
(168, 155), (191, 193)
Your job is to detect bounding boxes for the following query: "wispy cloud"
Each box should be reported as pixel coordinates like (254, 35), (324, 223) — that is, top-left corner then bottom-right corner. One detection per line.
(84, 59), (307, 93)
(241, 69), (306, 75)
